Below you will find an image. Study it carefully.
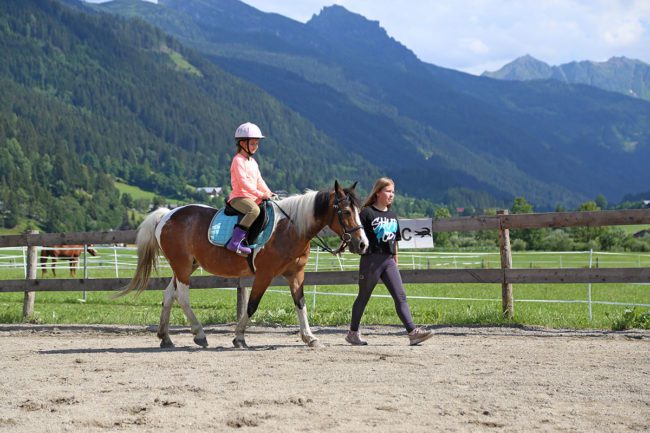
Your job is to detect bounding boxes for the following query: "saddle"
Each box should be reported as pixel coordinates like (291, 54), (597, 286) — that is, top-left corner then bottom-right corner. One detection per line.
(208, 200), (275, 250)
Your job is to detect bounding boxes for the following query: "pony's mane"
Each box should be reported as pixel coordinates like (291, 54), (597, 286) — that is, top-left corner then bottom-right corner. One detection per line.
(275, 190), (320, 238)
(275, 186), (361, 238)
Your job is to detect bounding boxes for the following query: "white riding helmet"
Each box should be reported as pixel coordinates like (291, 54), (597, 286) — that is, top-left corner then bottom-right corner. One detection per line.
(235, 122), (265, 139)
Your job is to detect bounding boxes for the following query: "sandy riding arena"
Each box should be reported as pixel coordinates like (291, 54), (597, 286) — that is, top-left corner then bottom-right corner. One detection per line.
(0, 325), (648, 433)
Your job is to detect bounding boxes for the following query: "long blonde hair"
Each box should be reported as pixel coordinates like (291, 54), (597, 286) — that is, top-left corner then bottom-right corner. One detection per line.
(362, 177), (395, 209)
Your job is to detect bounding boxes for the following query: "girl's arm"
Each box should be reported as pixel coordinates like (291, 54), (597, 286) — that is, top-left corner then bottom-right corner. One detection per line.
(256, 176), (272, 198)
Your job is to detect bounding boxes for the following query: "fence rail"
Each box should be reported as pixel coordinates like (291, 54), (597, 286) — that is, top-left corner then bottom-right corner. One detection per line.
(1, 267), (650, 294)
(1, 207), (649, 319)
(431, 208), (650, 232)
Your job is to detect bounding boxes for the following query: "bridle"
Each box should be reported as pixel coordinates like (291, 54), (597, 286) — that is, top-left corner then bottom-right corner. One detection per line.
(272, 190), (363, 256)
(314, 192), (363, 255)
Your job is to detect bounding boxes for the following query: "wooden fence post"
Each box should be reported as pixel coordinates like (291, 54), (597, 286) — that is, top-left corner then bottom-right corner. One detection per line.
(497, 210), (514, 318)
(22, 230), (39, 320)
(236, 279), (248, 321)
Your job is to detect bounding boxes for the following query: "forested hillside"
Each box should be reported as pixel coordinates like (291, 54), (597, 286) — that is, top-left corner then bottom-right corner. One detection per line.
(0, 0), (380, 232)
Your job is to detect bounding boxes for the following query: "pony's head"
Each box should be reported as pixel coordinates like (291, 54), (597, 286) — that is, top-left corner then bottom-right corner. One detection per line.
(325, 180), (368, 254)
(87, 245), (98, 256)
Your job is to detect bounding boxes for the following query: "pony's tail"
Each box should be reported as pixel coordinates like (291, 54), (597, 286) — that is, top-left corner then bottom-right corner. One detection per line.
(115, 208), (171, 298)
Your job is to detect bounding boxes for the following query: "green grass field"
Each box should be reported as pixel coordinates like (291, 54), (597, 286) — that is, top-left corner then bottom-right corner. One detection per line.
(113, 180), (160, 201)
(1, 247), (648, 330)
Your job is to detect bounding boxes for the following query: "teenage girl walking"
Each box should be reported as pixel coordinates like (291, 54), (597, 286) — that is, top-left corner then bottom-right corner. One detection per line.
(346, 177), (433, 346)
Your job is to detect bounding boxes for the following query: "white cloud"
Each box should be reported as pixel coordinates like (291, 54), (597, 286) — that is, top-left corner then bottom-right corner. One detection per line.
(85, 0), (650, 74)
(459, 38), (490, 56)
(602, 20), (644, 46)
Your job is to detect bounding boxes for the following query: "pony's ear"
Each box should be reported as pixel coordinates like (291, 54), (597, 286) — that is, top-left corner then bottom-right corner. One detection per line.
(334, 180), (341, 193)
(350, 181), (358, 190)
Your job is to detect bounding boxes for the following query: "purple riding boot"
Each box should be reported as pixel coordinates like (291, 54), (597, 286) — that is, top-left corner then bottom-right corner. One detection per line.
(226, 226), (251, 256)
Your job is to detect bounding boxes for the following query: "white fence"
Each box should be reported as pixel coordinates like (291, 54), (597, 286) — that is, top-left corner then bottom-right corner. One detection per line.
(1, 246), (649, 313)
(4, 245), (650, 273)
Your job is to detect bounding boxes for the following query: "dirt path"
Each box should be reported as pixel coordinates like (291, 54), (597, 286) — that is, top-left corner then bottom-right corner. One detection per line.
(0, 324), (648, 433)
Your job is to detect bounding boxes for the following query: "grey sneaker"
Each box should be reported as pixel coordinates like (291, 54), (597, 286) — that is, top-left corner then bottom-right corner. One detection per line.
(408, 327), (433, 346)
(345, 330), (368, 346)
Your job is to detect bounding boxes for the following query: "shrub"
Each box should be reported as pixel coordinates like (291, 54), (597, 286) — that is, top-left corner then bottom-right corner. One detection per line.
(539, 229), (575, 251)
(511, 238), (527, 251)
(612, 307), (650, 330)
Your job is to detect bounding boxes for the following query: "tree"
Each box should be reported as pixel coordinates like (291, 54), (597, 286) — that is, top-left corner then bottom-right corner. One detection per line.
(151, 195), (165, 210)
(511, 197), (533, 214)
(120, 192), (134, 209)
(510, 197), (544, 250)
(571, 201), (606, 246)
(598, 227), (626, 251)
(432, 206), (452, 247)
(595, 194), (608, 210)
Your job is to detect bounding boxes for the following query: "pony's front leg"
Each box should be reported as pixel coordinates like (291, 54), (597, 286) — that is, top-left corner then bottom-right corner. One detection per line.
(286, 272), (320, 348)
(175, 279), (208, 348)
(295, 299), (320, 347)
(157, 279), (176, 348)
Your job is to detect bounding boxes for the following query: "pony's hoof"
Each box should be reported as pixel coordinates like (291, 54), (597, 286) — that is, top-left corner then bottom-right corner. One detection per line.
(160, 338), (175, 348)
(194, 336), (208, 348)
(308, 339), (323, 348)
(232, 338), (248, 349)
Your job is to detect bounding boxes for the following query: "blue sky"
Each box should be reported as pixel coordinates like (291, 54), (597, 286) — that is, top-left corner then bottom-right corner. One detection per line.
(86, 0), (650, 75)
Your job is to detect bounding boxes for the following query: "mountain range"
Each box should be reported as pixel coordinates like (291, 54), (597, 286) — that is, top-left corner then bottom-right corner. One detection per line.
(88, 0), (650, 209)
(2, 0), (649, 233)
(483, 55), (650, 101)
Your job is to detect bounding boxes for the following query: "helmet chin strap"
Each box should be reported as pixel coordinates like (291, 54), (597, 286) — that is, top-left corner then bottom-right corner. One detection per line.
(238, 139), (253, 157)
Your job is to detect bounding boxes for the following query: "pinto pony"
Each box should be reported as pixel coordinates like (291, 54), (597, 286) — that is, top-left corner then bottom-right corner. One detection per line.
(119, 181), (369, 348)
(40, 245), (98, 278)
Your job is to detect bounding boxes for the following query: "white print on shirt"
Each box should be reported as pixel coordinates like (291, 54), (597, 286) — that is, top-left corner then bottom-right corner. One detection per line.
(371, 217), (398, 243)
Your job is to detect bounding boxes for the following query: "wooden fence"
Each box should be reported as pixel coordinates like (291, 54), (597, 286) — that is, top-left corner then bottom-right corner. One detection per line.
(1, 208), (649, 319)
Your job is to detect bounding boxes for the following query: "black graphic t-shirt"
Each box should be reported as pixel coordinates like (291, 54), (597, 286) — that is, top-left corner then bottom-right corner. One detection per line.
(360, 206), (401, 255)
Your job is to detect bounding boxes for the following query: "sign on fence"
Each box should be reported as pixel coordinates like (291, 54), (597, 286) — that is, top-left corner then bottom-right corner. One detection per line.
(399, 218), (434, 249)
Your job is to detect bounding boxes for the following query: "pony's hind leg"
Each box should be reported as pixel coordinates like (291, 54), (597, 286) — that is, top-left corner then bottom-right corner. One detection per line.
(158, 279), (176, 348)
(175, 279), (208, 348)
(233, 311), (251, 349)
(70, 258), (78, 278)
(40, 256), (48, 278)
(233, 275), (272, 348)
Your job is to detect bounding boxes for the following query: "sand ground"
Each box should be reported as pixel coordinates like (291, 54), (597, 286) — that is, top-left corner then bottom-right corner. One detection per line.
(0, 324), (648, 433)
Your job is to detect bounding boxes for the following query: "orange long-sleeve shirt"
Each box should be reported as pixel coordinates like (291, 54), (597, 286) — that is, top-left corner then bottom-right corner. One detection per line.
(228, 152), (272, 204)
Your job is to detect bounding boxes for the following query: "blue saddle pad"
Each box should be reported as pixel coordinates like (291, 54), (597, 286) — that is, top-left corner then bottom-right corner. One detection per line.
(208, 201), (275, 249)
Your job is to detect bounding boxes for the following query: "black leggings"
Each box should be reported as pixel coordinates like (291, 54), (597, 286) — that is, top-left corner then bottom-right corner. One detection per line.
(350, 254), (415, 333)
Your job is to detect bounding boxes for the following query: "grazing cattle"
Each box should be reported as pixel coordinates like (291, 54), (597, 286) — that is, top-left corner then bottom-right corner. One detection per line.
(40, 245), (98, 278)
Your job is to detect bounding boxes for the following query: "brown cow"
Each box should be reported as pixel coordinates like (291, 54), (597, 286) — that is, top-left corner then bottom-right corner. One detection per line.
(40, 245), (98, 278)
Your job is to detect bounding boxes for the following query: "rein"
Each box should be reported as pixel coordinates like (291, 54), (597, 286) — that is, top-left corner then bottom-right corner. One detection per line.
(273, 193), (362, 256)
